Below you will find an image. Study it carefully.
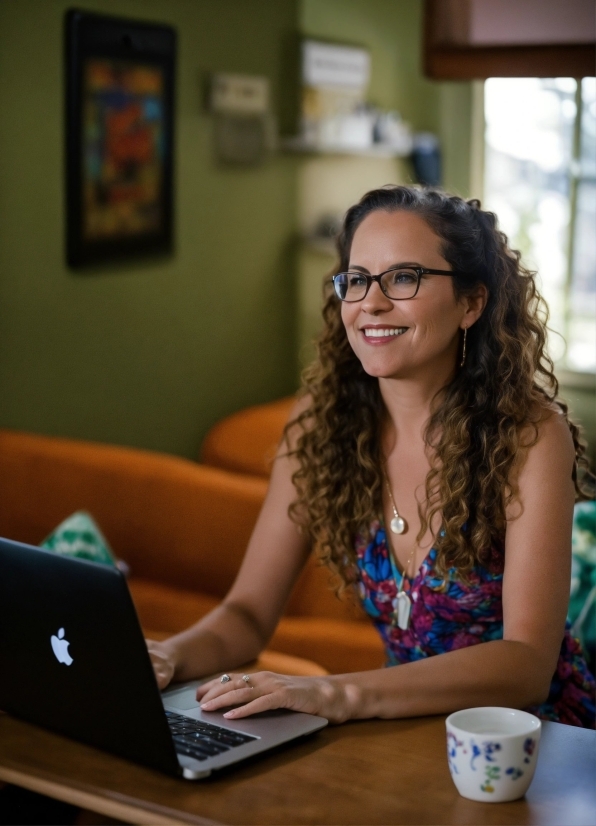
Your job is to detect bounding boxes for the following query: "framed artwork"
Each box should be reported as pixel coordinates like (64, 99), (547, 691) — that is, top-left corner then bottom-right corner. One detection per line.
(65, 10), (176, 268)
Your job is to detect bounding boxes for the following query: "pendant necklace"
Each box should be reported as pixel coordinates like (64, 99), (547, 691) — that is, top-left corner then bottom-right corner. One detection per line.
(392, 545), (416, 631)
(384, 475), (407, 535)
(384, 472), (415, 630)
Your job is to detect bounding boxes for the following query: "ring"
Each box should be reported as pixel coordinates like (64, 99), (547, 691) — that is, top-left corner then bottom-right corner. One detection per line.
(242, 674), (254, 688)
(220, 673), (231, 683)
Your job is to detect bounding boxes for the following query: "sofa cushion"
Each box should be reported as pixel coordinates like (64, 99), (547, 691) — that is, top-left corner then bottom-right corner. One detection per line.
(201, 397), (295, 477)
(245, 649), (328, 677)
(130, 578), (384, 675)
(286, 553), (369, 622)
(270, 617), (386, 674)
(129, 577), (220, 635)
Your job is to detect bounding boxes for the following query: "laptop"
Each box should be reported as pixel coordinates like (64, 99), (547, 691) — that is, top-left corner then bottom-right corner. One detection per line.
(0, 537), (328, 779)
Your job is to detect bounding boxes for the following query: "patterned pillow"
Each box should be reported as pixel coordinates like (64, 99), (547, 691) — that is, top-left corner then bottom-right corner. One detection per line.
(569, 501), (596, 657)
(40, 511), (129, 575)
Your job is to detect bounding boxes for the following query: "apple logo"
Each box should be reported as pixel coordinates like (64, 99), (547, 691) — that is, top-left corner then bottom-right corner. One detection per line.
(51, 627), (73, 666)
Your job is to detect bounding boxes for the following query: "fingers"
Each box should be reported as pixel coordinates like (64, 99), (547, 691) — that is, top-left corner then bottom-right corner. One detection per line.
(223, 693), (283, 719)
(196, 671), (269, 702)
(152, 661), (173, 689)
(146, 640), (175, 690)
(198, 672), (260, 704)
(200, 686), (257, 711)
(195, 672), (331, 721)
(197, 671), (286, 718)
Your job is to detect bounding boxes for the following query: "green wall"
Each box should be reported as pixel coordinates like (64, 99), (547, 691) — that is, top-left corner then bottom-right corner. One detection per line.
(0, 0), (299, 458)
(0, 0), (473, 459)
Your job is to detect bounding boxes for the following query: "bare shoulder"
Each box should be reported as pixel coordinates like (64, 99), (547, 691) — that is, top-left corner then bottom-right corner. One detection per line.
(533, 406), (574, 456)
(517, 405), (575, 481)
(505, 406), (576, 526)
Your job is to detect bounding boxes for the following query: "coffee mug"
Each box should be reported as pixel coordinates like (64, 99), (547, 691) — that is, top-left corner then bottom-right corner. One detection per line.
(445, 707), (541, 802)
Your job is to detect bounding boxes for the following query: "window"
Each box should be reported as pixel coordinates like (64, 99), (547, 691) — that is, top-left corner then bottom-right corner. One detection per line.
(483, 77), (596, 372)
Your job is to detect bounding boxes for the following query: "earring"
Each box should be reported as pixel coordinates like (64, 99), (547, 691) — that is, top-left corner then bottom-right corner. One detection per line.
(460, 327), (468, 368)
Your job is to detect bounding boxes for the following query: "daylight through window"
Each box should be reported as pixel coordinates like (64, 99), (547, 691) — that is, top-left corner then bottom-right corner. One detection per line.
(484, 77), (596, 373)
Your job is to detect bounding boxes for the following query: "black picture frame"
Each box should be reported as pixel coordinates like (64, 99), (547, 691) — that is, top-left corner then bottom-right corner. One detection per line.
(65, 9), (176, 268)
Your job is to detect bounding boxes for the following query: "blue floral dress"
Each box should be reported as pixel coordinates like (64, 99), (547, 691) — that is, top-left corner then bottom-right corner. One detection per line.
(354, 520), (596, 728)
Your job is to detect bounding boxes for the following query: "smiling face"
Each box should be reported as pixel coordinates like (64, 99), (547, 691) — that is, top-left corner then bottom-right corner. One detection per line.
(341, 209), (479, 382)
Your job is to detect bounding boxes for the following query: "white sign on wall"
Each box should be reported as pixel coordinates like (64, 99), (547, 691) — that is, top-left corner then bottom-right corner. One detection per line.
(302, 40), (370, 92)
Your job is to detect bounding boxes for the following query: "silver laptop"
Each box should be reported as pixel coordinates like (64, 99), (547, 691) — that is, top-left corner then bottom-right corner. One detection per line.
(0, 537), (327, 779)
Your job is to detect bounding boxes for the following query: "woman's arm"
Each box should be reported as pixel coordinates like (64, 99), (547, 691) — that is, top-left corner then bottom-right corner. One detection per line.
(198, 411), (577, 721)
(148, 404), (311, 688)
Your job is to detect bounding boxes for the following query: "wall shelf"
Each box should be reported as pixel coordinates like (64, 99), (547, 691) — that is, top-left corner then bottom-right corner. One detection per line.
(282, 137), (410, 159)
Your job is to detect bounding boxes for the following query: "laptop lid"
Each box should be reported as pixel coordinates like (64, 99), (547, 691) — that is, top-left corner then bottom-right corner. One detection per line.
(0, 537), (180, 776)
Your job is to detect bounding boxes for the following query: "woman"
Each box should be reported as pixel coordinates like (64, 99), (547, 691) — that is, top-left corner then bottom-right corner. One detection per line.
(148, 186), (595, 728)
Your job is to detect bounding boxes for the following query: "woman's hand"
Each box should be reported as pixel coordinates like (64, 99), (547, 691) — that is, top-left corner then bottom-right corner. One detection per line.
(146, 639), (177, 690)
(196, 671), (356, 724)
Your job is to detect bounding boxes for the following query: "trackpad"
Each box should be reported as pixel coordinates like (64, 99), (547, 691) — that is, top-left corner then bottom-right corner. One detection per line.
(162, 684), (201, 711)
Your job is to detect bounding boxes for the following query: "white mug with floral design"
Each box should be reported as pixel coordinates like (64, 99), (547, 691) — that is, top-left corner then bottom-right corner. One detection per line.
(445, 707), (542, 802)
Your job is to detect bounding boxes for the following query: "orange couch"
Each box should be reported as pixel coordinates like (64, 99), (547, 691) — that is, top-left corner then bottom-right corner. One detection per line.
(201, 396), (295, 478)
(0, 429), (384, 675)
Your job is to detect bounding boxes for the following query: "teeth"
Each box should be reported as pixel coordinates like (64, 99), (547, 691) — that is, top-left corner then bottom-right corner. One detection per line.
(364, 328), (407, 338)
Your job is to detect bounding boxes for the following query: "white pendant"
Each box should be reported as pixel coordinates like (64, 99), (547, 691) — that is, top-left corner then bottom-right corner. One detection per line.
(390, 515), (406, 534)
(393, 591), (411, 630)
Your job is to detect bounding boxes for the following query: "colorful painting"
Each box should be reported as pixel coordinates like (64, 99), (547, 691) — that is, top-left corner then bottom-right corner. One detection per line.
(82, 59), (165, 241)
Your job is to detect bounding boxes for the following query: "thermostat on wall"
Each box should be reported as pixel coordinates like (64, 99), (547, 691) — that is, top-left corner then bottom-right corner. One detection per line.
(210, 73), (270, 115)
(209, 73), (275, 164)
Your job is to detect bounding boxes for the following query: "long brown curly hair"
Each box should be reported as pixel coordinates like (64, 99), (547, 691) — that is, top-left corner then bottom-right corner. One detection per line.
(285, 186), (591, 585)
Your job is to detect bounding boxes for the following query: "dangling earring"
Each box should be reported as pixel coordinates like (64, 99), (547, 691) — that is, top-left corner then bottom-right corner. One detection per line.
(460, 327), (468, 367)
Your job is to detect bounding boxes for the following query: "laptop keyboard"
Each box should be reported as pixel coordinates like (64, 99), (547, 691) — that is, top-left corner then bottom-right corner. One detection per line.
(165, 710), (257, 762)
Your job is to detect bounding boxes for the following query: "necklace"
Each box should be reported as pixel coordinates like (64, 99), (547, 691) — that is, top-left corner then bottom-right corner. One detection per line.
(384, 475), (408, 535)
(384, 472), (415, 630)
(391, 543), (416, 631)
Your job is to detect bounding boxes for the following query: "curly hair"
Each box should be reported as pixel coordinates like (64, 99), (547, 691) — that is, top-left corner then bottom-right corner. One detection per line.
(284, 186), (592, 586)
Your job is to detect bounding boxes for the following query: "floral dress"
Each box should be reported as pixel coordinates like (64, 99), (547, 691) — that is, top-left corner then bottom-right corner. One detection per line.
(354, 519), (596, 728)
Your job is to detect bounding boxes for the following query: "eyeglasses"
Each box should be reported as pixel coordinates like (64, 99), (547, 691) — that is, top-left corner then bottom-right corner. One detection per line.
(332, 266), (463, 302)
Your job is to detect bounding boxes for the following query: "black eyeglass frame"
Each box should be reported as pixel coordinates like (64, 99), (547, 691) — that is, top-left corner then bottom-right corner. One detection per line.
(332, 266), (464, 302)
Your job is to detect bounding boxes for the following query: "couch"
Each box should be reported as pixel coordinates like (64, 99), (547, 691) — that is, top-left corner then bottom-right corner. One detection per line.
(201, 396), (295, 478)
(0, 428), (384, 675)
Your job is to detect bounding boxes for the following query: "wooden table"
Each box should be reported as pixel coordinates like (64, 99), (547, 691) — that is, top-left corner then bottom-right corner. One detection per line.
(0, 711), (594, 825)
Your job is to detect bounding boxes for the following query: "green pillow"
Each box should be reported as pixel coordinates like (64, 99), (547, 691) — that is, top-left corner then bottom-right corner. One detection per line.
(569, 501), (596, 652)
(40, 511), (129, 575)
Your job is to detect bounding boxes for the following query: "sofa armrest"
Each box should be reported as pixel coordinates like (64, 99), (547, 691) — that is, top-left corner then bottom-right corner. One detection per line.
(201, 397), (295, 477)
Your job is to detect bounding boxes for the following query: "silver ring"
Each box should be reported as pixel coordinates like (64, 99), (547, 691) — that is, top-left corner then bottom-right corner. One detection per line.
(242, 674), (253, 688)
(220, 673), (231, 683)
